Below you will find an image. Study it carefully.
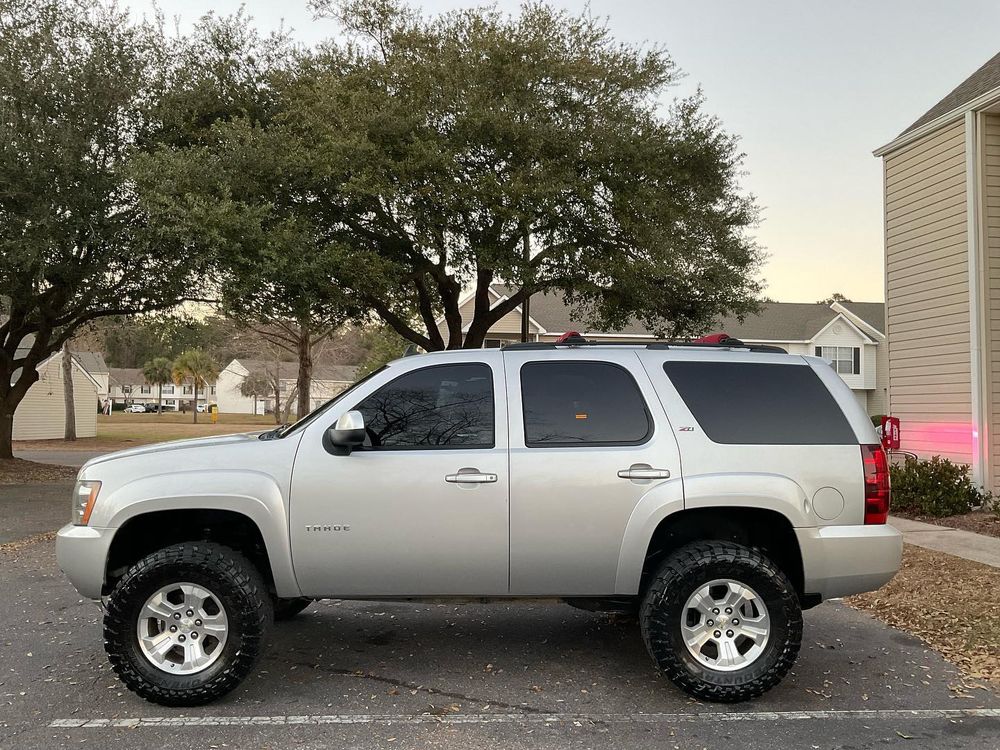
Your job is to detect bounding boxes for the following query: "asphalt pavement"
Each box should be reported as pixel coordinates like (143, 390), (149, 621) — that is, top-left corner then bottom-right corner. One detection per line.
(1, 484), (998, 749)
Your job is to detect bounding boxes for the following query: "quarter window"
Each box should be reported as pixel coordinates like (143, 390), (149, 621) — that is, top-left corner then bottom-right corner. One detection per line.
(520, 361), (652, 447)
(352, 363), (494, 449)
(663, 361), (856, 445)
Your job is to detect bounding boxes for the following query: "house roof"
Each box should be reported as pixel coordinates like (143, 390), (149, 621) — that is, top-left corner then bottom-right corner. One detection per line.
(233, 359), (358, 383)
(74, 351), (108, 375)
(899, 51), (1000, 137)
(490, 285), (884, 342)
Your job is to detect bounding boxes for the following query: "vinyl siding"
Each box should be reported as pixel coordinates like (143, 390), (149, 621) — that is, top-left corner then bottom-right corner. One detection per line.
(983, 114), (1000, 491)
(13, 355), (98, 440)
(436, 294), (529, 345)
(884, 121), (973, 465)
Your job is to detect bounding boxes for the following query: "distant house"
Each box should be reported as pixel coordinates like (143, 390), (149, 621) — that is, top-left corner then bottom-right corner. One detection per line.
(12, 340), (98, 440)
(216, 359), (359, 415)
(875, 50), (1000, 489)
(438, 286), (886, 414)
(74, 351), (109, 402)
(109, 368), (216, 411)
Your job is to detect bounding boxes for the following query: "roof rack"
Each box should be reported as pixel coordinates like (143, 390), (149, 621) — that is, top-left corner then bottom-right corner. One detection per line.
(503, 331), (787, 354)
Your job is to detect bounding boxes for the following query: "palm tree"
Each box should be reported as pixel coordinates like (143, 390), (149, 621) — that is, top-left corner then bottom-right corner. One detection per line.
(239, 370), (271, 417)
(171, 349), (219, 424)
(141, 356), (173, 415)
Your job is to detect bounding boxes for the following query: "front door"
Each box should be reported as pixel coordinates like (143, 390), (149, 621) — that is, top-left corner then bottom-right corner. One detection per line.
(289, 354), (509, 597)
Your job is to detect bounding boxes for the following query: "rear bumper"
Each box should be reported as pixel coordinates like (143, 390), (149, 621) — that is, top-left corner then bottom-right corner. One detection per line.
(796, 524), (902, 600)
(56, 523), (115, 600)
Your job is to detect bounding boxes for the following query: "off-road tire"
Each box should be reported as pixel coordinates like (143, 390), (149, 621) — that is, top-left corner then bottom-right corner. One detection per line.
(274, 597), (312, 621)
(640, 541), (802, 703)
(104, 542), (273, 706)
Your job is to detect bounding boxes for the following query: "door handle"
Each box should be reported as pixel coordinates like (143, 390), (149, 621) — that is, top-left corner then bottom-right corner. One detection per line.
(617, 465), (671, 480)
(445, 469), (498, 484)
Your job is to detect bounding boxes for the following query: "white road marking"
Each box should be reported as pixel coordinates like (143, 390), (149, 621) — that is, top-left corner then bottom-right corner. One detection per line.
(49, 708), (1000, 728)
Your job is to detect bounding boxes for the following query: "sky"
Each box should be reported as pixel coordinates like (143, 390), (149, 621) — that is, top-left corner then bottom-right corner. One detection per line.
(125, 0), (1000, 303)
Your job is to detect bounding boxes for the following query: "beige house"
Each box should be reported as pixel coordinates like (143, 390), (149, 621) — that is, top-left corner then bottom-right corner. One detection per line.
(12, 346), (98, 440)
(216, 359), (358, 415)
(109, 368), (216, 411)
(875, 50), (1000, 489)
(438, 286), (887, 414)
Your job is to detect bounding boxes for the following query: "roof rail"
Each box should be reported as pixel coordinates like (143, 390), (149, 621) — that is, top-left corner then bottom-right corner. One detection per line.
(503, 337), (787, 354)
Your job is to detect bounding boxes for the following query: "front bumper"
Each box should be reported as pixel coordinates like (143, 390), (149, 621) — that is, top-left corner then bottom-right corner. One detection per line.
(56, 523), (116, 600)
(796, 524), (902, 600)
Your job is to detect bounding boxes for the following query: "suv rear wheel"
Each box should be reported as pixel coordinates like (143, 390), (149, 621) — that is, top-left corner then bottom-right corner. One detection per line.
(640, 541), (802, 702)
(104, 542), (273, 706)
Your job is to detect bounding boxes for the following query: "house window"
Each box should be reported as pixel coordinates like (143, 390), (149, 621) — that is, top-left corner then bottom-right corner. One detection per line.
(483, 338), (503, 349)
(162, 385), (174, 394)
(140, 385), (151, 394)
(183, 385), (193, 395)
(817, 346), (860, 375)
(209, 385), (216, 395)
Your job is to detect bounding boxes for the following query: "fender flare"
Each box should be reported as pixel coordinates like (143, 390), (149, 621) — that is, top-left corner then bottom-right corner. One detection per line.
(614, 473), (807, 594)
(100, 470), (299, 598)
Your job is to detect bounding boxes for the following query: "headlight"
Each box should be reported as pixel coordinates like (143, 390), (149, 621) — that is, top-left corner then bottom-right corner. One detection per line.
(71, 480), (102, 526)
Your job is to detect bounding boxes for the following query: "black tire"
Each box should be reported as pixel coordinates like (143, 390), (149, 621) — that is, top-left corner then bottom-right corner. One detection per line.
(274, 597), (312, 621)
(104, 542), (273, 706)
(640, 541), (802, 703)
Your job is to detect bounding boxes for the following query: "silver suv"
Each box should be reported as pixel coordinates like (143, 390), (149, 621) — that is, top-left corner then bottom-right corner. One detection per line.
(56, 338), (901, 706)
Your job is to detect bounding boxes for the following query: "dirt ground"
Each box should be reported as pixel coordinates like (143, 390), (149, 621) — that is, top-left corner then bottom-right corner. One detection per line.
(0, 458), (77, 484)
(894, 510), (1000, 539)
(848, 543), (1000, 686)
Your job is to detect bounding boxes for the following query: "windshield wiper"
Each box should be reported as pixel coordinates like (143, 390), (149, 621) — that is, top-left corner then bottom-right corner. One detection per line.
(257, 424), (289, 441)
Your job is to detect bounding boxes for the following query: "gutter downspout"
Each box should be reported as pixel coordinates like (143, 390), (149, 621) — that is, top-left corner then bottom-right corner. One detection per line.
(965, 111), (988, 488)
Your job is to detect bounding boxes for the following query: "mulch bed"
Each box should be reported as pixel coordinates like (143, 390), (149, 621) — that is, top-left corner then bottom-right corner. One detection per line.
(847, 544), (1000, 686)
(0, 458), (78, 484)
(894, 510), (1000, 539)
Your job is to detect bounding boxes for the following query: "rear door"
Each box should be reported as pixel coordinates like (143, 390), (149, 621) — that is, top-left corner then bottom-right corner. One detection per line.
(504, 349), (683, 595)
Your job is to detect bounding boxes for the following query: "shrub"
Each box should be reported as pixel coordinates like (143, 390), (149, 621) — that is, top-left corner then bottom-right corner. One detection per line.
(889, 456), (988, 518)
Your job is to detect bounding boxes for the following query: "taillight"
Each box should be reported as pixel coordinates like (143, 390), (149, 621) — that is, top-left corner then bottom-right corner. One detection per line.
(861, 444), (890, 524)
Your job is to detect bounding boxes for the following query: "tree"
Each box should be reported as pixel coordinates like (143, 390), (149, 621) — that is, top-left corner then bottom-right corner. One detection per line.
(289, 0), (762, 349)
(142, 357), (174, 415)
(356, 325), (409, 378)
(62, 341), (76, 441)
(0, 0), (212, 457)
(132, 13), (356, 422)
(239, 370), (272, 418)
(817, 293), (852, 305)
(171, 350), (218, 424)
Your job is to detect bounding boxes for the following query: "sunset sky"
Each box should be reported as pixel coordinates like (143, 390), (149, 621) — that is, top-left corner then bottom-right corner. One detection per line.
(127, 0), (1000, 303)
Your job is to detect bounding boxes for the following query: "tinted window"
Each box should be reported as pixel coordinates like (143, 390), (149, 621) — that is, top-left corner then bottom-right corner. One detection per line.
(663, 361), (855, 445)
(353, 364), (494, 449)
(521, 362), (652, 447)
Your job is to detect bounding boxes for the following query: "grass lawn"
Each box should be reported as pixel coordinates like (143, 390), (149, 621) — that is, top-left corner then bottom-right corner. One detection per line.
(848, 543), (1000, 687)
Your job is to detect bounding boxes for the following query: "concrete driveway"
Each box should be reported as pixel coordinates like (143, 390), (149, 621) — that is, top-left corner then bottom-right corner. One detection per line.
(0, 485), (997, 750)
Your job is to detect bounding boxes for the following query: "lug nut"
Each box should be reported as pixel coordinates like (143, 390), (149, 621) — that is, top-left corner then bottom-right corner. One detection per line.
(186, 609), (194, 617)
(178, 634), (186, 642)
(173, 613), (181, 620)
(726, 630), (734, 638)
(191, 632), (198, 639)
(707, 620), (714, 627)
(732, 618), (739, 625)
(712, 608), (720, 615)
(169, 625), (177, 633)
(725, 608), (733, 615)
(195, 619), (203, 626)
(714, 630), (721, 638)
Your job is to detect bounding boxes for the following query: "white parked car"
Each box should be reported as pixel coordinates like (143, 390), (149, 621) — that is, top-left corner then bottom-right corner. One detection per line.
(124, 404), (146, 413)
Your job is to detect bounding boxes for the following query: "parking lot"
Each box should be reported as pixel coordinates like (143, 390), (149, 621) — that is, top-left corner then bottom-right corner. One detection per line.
(0, 485), (996, 750)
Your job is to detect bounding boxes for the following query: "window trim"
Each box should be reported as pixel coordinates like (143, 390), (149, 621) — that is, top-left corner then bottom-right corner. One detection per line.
(352, 362), (497, 452)
(520, 360), (654, 449)
(816, 345), (860, 375)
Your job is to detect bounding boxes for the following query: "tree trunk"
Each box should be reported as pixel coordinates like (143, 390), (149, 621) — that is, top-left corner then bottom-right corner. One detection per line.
(296, 320), (312, 421)
(157, 383), (162, 414)
(193, 381), (198, 424)
(62, 341), (76, 441)
(0, 407), (13, 459)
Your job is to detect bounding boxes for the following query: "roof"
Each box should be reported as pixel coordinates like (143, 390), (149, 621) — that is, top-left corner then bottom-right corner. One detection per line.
(900, 51), (1000, 137)
(490, 285), (884, 341)
(231, 359), (359, 383)
(74, 351), (108, 375)
(109, 367), (143, 386)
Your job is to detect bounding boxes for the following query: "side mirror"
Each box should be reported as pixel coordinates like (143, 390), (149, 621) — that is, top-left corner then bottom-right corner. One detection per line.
(327, 410), (366, 454)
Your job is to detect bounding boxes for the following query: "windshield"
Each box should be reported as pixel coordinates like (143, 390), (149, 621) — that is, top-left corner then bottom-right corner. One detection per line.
(270, 365), (389, 439)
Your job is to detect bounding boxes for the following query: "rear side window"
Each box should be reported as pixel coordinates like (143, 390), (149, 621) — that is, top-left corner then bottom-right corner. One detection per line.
(662, 361), (856, 445)
(521, 361), (652, 447)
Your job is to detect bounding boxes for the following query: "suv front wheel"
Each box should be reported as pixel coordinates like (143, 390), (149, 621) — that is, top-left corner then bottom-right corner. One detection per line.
(640, 541), (802, 702)
(104, 542), (273, 706)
